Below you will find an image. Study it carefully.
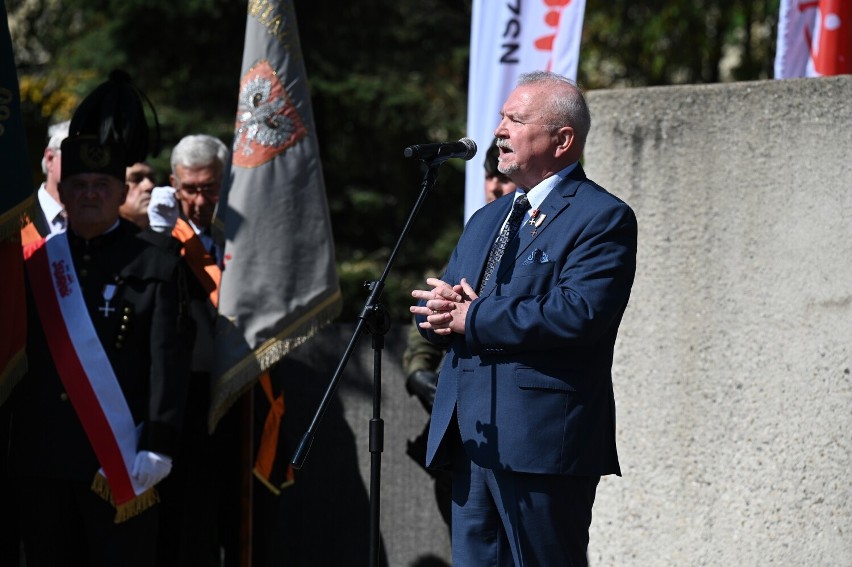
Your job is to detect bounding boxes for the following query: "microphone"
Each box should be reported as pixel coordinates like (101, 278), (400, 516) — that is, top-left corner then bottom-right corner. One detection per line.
(404, 137), (477, 162)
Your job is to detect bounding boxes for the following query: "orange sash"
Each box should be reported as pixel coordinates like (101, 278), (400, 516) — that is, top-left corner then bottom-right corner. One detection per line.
(170, 220), (290, 493)
(171, 219), (221, 308)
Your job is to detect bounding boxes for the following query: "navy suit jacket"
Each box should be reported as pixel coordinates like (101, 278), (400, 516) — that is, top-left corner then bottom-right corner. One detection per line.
(422, 164), (637, 477)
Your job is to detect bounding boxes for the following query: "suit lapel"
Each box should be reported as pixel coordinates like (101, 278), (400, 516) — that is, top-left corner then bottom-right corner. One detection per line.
(486, 165), (587, 292)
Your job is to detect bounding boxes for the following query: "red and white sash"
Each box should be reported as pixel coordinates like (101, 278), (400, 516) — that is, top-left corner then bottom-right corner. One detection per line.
(25, 233), (151, 516)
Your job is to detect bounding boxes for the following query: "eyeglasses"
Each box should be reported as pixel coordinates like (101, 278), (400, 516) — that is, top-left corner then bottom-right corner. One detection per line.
(178, 182), (220, 200)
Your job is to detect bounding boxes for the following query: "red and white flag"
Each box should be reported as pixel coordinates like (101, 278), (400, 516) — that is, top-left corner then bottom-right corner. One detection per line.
(775, 0), (852, 78)
(464, 0), (586, 220)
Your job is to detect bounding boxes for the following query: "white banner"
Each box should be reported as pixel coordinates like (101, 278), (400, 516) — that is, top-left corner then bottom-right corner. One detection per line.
(465, 0), (586, 221)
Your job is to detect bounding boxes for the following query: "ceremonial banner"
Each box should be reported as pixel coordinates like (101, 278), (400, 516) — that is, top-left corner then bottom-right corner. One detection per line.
(211, 0), (341, 431)
(0, 4), (32, 399)
(775, 0), (852, 78)
(464, 0), (586, 221)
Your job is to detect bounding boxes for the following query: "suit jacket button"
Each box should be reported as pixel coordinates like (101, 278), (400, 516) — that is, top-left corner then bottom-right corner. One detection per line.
(115, 342), (123, 350)
(59, 392), (69, 402)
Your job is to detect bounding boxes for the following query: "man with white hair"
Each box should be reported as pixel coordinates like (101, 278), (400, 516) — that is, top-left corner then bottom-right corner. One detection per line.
(21, 121), (69, 244)
(412, 72), (637, 566)
(147, 133), (237, 565)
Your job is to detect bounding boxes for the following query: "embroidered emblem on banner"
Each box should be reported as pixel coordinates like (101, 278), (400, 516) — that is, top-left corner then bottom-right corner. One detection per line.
(52, 259), (74, 297)
(233, 59), (307, 168)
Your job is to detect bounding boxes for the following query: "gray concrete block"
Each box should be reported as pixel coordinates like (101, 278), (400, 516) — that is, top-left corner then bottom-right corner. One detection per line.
(583, 76), (852, 567)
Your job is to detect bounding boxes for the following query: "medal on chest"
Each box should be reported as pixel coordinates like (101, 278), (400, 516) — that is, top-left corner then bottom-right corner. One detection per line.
(99, 284), (117, 317)
(98, 277), (122, 318)
(528, 209), (546, 236)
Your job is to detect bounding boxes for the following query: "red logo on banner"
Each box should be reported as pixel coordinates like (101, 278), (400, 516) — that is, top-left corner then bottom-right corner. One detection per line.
(797, 0), (852, 75)
(233, 59), (307, 168)
(534, 0), (572, 53)
(51, 260), (74, 297)
(812, 0), (851, 74)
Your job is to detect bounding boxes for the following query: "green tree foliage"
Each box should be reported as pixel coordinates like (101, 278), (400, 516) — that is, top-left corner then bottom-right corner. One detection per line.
(292, 0), (472, 320)
(8, 0), (780, 321)
(580, 0), (779, 87)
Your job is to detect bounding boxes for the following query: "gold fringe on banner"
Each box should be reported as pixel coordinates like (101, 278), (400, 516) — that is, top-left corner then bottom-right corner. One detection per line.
(91, 473), (160, 523)
(208, 288), (342, 433)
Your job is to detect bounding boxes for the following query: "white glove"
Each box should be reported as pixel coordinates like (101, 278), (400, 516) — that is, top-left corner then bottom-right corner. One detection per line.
(131, 450), (173, 491)
(147, 186), (179, 233)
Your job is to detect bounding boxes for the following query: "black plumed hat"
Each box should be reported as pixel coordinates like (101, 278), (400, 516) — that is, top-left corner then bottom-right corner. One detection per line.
(68, 69), (160, 165)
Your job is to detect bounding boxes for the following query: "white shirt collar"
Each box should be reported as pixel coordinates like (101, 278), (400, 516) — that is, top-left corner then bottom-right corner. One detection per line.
(514, 161), (579, 215)
(37, 183), (66, 234)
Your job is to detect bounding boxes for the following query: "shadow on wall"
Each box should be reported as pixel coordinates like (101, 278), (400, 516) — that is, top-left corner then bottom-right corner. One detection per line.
(252, 355), (389, 567)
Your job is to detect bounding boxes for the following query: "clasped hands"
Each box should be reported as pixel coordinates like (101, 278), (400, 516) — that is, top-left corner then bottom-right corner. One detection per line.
(410, 277), (478, 336)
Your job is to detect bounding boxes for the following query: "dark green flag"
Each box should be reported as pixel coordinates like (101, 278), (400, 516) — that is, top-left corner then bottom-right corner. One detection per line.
(1, 3), (30, 406)
(0, 3), (33, 237)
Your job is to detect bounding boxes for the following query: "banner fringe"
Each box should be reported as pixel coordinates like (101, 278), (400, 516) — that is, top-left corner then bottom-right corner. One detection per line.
(208, 289), (342, 432)
(91, 473), (160, 523)
(253, 467), (295, 496)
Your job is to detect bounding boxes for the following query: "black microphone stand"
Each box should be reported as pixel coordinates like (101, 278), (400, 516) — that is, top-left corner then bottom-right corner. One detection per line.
(291, 159), (448, 567)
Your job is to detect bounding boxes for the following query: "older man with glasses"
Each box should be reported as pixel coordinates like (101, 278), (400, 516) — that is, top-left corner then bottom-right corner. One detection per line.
(146, 133), (240, 565)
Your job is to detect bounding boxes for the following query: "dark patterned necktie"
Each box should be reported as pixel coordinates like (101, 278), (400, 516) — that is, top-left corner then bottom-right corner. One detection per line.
(479, 194), (530, 293)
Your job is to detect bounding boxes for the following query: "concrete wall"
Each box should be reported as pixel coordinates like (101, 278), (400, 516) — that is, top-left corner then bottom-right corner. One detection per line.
(582, 76), (852, 566)
(276, 76), (851, 567)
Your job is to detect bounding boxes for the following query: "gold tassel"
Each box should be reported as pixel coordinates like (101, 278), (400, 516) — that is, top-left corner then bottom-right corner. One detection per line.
(91, 474), (160, 523)
(252, 466), (295, 497)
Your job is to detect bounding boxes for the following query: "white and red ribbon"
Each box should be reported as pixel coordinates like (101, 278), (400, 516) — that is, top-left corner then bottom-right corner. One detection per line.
(25, 233), (143, 506)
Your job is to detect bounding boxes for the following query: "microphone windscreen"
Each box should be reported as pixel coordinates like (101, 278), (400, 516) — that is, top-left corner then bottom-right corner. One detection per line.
(458, 137), (477, 160)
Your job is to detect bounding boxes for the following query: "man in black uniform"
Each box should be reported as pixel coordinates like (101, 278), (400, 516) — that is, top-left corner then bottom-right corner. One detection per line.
(7, 128), (192, 566)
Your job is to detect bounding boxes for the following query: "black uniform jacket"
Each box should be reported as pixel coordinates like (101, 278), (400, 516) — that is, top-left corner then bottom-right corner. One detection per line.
(9, 220), (193, 482)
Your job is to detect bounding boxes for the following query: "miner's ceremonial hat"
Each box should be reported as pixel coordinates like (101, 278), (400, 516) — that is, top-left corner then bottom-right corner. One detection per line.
(60, 135), (126, 182)
(67, 69), (160, 166)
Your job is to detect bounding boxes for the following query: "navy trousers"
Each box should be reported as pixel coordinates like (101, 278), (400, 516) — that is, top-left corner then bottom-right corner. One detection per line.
(451, 441), (600, 567)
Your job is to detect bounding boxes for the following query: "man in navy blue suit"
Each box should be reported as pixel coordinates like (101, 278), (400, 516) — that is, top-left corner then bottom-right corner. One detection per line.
(411, 71), (637, 566)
